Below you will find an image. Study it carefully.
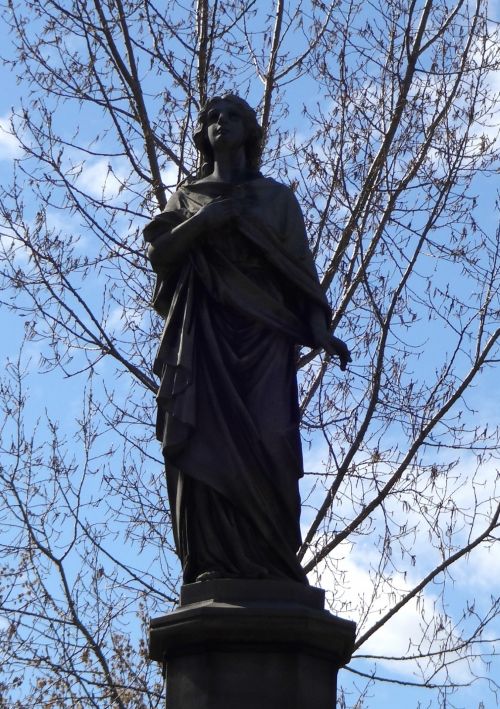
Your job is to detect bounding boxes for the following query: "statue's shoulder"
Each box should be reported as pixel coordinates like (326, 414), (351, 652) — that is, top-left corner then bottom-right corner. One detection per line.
(169, 178), (194, 199)
(254, 176), (299, 201)
(257, 175), (290, 190)
(163, 180), (200, 212)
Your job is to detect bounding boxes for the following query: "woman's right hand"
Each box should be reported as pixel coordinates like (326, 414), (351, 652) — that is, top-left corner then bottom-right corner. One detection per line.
(148, 198), (236, 272)
(196, 198), (236, 231)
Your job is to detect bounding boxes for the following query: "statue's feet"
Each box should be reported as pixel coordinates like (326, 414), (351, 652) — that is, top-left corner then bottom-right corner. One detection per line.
(195, 570), (222, 582)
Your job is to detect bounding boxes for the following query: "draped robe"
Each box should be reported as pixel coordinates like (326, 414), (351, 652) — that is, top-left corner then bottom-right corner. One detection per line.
(144, 176), (331, 583)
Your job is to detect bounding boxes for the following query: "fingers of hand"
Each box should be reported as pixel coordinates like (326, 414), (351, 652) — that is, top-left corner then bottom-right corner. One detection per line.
(201, 199), (234, 227)
(326, 338), (351, 369)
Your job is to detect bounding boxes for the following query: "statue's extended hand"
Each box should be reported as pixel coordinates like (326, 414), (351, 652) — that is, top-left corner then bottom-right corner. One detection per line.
(197, 198), (236, 230)
(324, 335), (352, 371)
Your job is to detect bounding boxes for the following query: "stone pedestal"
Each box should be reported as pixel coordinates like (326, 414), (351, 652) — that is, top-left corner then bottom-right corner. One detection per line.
(149, 579), (356, 709)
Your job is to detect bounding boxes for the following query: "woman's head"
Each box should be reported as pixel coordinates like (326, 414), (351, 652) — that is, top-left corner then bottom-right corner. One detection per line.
(193, 94), (263, 176)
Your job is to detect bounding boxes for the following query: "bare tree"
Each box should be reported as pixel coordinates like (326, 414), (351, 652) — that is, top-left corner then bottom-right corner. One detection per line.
(0, 0), (499, 706)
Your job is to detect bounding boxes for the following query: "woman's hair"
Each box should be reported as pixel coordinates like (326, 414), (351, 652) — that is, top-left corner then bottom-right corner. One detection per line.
(193, 94), (263, 177)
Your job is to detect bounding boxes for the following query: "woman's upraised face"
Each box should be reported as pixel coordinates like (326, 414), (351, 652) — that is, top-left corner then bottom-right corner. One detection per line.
(206, 100), (246, 153)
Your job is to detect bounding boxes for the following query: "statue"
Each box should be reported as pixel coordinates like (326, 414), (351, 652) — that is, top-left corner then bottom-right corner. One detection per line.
(144, 95), (350, 585)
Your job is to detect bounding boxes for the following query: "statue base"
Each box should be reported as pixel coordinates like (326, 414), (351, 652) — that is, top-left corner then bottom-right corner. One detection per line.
(149, 579), (356, 709)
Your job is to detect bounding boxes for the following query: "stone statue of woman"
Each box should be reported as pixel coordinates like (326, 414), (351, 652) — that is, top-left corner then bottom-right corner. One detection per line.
(144, 94), (350, 585)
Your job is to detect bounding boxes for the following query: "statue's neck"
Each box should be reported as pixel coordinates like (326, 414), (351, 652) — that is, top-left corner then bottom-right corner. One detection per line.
(211, 147), (247, 183)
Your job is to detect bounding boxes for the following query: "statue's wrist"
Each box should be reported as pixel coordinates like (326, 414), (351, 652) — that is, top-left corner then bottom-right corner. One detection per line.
(311, 329), (330, 350)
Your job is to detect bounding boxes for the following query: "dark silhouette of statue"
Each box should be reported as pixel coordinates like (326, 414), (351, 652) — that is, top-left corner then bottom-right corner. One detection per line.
(144, 95), (350, 584)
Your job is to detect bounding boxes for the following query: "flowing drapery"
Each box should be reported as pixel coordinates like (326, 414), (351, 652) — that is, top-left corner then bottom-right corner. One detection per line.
(144, 177), (330, 583)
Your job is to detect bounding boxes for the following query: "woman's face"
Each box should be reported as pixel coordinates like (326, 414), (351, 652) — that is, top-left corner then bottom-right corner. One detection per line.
(206, 100), (246, 153)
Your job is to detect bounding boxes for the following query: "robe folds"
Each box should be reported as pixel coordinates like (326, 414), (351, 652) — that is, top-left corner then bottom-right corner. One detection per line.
(144, 175), (331, 583)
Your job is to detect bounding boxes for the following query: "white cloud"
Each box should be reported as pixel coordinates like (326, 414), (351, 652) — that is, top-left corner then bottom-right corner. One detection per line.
(455, 539), (500, 591)
(312, 542), (432, 664)
(0, 226), (29, 265)
(0, 115), (22, 160)
(77, 158), (125, 200)
(312, 541), (485, 686)
(105, 305), (144, 332)
(161, 163), (181, 197)
(301, 451), (500, 687)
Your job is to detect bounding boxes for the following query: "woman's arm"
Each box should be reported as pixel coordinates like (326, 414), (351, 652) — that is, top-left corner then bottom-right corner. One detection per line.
(147, 210), (205, 272)
(309, 304), (351, 371)
(147, 198), (235, 273)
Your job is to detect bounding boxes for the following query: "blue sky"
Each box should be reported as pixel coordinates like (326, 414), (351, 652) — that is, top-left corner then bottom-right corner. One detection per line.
(1, 3), (500, 707)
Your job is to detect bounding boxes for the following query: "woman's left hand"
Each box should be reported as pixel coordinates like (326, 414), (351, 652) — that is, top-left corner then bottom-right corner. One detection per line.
(324, 335), (352, 371)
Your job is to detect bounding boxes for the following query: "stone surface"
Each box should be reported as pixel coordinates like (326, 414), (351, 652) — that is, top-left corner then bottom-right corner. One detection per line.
(179, 577), (326, 608)
(149, 579), (356, 709)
